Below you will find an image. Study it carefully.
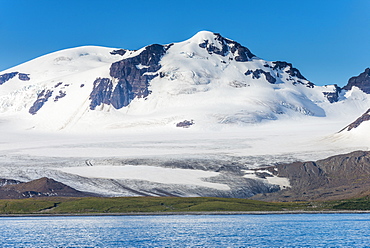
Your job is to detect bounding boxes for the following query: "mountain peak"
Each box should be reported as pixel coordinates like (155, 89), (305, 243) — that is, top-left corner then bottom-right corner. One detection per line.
(188, 30), (219, 42)
(0, 31), (365, 131)
(343, 68), (370, 93)
(184, 31), (256, 61)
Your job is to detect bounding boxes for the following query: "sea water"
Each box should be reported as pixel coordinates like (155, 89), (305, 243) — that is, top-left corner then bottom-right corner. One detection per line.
(1, 214), (370, 247)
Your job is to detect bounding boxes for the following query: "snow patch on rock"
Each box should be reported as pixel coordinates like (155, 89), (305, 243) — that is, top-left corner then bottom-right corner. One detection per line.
(243, 169), (291, 189)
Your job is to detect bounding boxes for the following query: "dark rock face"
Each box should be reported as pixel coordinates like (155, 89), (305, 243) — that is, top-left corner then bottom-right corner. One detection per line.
(176, 120), (194, 128)
(0, 72), (18, 85)
(342, 68), (370, 93)
(110, 81), (132, 109)
(245, 69), (276, 84)
(29, 89), (53, 115)
(199, 38), (229, 57)
(0, 179), (22, 187)
(54, 82), (63, 88)
(54, 90), (67, 102)
(90, 44), (166, 110)
(89, 77), (135, 110)
(0, 72), (30, 85)
(18, 73), (30, 81)
(272, 61), (307, 80)
(252, 151), (370, 201)
(199, 33), (255, 61)
(110, 44), (165, 97)
(340, 108), (370, 132)
(89, 78), (113, 110)
(244, 61), (312, 86)
(323, 84), (341, 103)
(110, 49), (127, 56)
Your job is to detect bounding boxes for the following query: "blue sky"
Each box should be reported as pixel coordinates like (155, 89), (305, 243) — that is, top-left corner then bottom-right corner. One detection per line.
(1, 0), (369, 86)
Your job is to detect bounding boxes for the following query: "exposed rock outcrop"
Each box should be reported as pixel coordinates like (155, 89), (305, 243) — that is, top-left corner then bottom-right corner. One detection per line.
(199, 33), (255, 61)
(176, 120), (194, 128)
(0, 179), (22, 187)
(18, 73), (30, 81)
(29, 89), (53, 115)
(0, 72), (30, 85)
(54, 90), (67, 102)
(340, 108), (370, 132)
(323, 84), (341, 103)
(89, 78), (113, 110)
(245, 69), (276, 84)
(343, 68), (370, 93)
(272, 61), (307, 81)
(109, 44), (166, 101)
(244, 61), (314, 88)
(90, 44), (167, 110)
(110, 49), (127, 56)
(0, 72), (18, 85)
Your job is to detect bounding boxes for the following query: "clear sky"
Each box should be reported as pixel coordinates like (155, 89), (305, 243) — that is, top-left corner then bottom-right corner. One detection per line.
(1, 0), (369, 86)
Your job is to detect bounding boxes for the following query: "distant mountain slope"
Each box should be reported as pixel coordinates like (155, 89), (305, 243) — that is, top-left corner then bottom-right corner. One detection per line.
(0, 177), (94, 199)
(252, 151), (370, 201)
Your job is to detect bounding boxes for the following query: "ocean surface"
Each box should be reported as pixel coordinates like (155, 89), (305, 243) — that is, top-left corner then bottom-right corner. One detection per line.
(1, 214), (370, 247)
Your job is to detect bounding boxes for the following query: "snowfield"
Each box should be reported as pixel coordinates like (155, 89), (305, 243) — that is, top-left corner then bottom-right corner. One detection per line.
(57, 165), (230, 190)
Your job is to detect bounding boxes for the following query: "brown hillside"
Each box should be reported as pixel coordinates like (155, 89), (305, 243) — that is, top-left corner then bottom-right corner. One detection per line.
(0, 177), (94, 199)
(252, 151), (370, 201)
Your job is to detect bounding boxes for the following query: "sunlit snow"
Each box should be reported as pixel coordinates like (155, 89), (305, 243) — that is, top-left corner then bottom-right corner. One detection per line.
(243, 170), (291, 189)
(57, 165), (230, 190)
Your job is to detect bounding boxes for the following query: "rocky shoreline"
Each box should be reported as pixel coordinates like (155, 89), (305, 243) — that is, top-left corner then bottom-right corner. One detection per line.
(2, 210), (370, 217)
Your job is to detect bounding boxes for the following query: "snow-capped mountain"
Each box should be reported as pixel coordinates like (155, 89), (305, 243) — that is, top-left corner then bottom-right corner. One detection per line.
(339, 68), (370, 131)
(0, 31), (357, 132)
(0, 31), (369, 198)
(328, 68), (370, 149)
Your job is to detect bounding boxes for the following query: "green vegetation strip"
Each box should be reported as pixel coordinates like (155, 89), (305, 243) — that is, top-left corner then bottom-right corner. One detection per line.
(0, 196), (369, 215)
(332, 196), (370, 210)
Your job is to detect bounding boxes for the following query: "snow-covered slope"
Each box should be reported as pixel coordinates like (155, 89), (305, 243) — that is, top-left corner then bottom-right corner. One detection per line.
(0, 31), (361, 132)
(330, 107), (370, 148)
(0, 31), (369, 198)
(327, 68), (370, 148)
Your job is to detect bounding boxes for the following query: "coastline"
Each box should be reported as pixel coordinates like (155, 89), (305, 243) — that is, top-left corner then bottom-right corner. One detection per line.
(2, 210), (370, 217)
